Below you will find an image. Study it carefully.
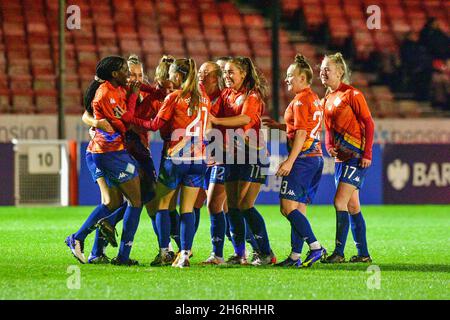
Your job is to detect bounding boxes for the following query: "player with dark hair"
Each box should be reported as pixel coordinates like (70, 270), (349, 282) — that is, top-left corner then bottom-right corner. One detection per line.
(264, 54), (327, 267)
(319, 52), (374, 264)
(210, 56), (275, 266)
(66, 55), (143, 266)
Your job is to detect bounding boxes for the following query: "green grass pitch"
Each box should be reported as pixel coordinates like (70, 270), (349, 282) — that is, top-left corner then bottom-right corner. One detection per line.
(0, 205), (449, 300)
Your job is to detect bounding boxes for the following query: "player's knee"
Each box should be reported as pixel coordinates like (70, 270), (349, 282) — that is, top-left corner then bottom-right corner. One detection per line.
(280, 206), (290, 217)
(128, 197), (142, 208)
(102, 198), (121, 211)
(334, 197), (348, 211)
(207, 201), (222, 215)
(237, 201), (253, 211)
(347, 204), (360, 214)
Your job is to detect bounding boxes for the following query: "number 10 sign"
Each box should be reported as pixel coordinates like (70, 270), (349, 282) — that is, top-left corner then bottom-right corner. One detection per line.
(28, 146), (60, 174)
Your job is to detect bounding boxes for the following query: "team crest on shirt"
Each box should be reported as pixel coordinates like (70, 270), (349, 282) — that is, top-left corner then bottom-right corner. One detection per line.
(333, 97), (342, 106)
(110, 98), (116, 104)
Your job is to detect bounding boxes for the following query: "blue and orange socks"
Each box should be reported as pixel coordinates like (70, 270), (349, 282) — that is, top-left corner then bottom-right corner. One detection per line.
(156, 209), (171, 250)
(180, 212), (195, 251)
(350, 212), (370, 257)
(117, 206), (142, 262)
(169, 210), (181, 250)
(334, 210), (350, 256)
(74, 204), (110, 241)
(210, 211), (226, 257)
(242, 207), (271, 255)
(227, 208), (246, 257)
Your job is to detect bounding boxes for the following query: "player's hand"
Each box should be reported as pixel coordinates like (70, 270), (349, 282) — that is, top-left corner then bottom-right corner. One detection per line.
(209, 114), (218, 125)
(95, 119), (114, 132)
(262, 118), (282, 130)
(276, 160), (294, 177)
(360, 158), (372, 168)
(129, 80), (141, 94)
(114, 106), (126, 118)
(328, 148), (338, 158)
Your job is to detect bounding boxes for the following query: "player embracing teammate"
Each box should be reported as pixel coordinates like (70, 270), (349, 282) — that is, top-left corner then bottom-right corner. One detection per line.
(67, 51), (374, 268)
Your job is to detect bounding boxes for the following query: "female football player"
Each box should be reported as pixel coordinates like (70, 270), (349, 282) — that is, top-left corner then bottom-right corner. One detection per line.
(319, 53), (374, 264)
(209, 57), (275, 266)
(263, 54), (327, 267)
(66, 55), (143, 266)
(117, 58), (210, 268)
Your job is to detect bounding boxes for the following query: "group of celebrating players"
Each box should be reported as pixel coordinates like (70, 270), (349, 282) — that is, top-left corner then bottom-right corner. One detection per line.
(65, 50), (375, 268)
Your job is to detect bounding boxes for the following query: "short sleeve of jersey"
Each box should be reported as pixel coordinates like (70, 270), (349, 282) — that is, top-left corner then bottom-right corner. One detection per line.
(156, 92), (178, 121)
(293, 96), (309, 131)
(349, 89), (372, 120)
(93, 89), (127, 133)
(242, 93), (262, 123)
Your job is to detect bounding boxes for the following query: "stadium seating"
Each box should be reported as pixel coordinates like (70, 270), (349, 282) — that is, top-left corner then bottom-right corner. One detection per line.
(0, 0), (443, 117)
(1, 0), (291, 116)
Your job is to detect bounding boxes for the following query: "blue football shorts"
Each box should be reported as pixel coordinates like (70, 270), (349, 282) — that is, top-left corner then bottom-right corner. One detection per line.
(92, 150), (139, 188)
(86, 151), (103, 182)
(280, 156), (324, 204)
(158, 157), (207, 190)
(334, 157), (368, 189)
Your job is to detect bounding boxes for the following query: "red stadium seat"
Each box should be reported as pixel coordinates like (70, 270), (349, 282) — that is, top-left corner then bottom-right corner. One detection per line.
(217, 2), (240, 15)
(31, 60), (54, 78)
(229, 41), (252, 56)
(163, 40), (186, 56)
(33, 75), (56, 91)
(11, 90), (35, 114)
(203, 27), (226, 42)
(64, 90), (83, 114)
(225, 27), (248, 42)
(179, 12), (200, 27)
(186, 40), (208, 56)
(141, 38), (163, 55)
(207, 40), (229, 57)
(222, 14), (243, 28)
(35, 90), (58, 113)
(243, 15), (265, 29)
(182, 27), (205, 41)
(202, 13), (222, 28)
(0, 89), (10, 113)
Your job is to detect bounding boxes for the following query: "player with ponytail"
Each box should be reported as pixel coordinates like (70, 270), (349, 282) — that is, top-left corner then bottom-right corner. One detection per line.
(264, 54), (327, 267)
(209, 56), (275, 266)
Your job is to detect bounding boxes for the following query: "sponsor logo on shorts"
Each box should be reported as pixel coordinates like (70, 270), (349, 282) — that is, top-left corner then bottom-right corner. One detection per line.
(118, 172), (128, 179)
(287, 190), (296, 196)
